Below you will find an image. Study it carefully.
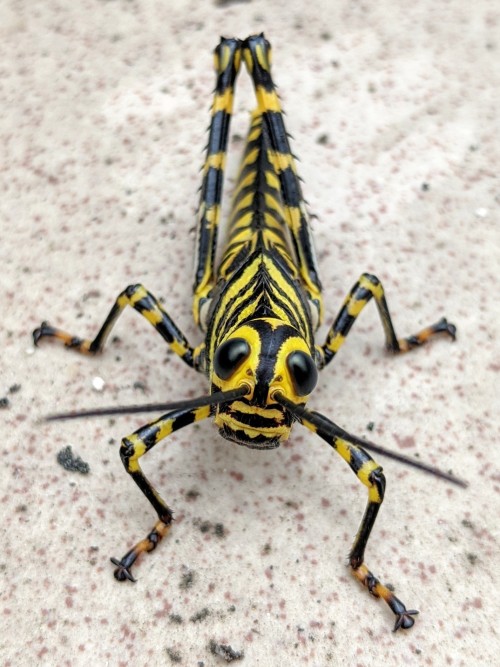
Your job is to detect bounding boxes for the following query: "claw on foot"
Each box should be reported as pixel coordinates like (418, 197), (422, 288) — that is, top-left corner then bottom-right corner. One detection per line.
(110, 556), (137, 583)
(352, 563), (418, 631)
(393, 608), (419, 632)
(437, 316), (457, 341)
(33, 321), (51, 346)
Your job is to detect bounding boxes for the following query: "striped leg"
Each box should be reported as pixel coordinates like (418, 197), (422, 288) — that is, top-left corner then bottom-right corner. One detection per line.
(192, 37), (242, 328)
(241, 34), (323, 325)
(111, 403), (211, 581)
(298, 407), (418, 630)
(33, 283), (200, 369)
(318, 272), (456, 367)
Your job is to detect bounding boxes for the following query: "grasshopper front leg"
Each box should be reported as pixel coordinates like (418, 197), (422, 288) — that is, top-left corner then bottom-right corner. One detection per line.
(111, 403), (212, 581)
(297, 405), (418, 631)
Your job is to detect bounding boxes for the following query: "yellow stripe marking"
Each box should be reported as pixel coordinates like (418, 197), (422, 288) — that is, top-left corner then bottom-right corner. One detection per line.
(201, 203), (220, 228)
(170, 340), (187, 357)
(205, 152), (226, 170)
(347, 299), (367, 317)
(127, 434), (146, 473)
(255, 44), (270, 72)
(255, 86), (281, 113)
(219, 43), (231, 71)
(212, 88), (234, 114)
(360, 275), (383, 299)
(267, 151), (296, 174)
(265, 170), (280, 189)
(242, 147), (259, 168)
(231, 402), (283, 420)
(143, 307), (163, 326)
(328, 333), (345, 353)
(264, 192), (284, 214)
(232, 171), (256, 199)
(232, 191), (254, 214)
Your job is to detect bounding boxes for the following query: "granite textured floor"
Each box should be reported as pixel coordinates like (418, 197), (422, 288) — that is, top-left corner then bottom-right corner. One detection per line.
(1, 1), (499, 665)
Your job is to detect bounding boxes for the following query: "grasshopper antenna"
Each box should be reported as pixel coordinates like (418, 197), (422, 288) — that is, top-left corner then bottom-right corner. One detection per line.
(45, 386), (248, 421)
(275, 394), (467, 488)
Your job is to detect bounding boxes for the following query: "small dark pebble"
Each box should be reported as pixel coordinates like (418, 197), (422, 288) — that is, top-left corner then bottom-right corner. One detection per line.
(56, 446), (90, 474)
(209, 640), (244, 662)
(190, 607), (210, 623)
(165, 647), (182, 664)
(169, 613), (183, 624)
(180, 569), (195, 590)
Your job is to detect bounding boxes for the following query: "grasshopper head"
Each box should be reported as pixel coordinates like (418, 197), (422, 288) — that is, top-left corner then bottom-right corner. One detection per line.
(210, 318), (318, 448)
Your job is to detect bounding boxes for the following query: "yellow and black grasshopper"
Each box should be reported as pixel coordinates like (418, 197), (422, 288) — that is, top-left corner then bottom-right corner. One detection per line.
(34, 35), (463, 631)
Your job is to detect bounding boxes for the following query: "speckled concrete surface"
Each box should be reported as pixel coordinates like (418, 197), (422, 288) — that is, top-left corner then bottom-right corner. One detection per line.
(1, 1), (499, 666)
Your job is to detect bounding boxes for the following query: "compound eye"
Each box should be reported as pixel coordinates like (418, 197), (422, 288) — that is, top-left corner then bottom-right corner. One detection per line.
(213, 338), (250, 380)
(287, 351), (318, 396)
